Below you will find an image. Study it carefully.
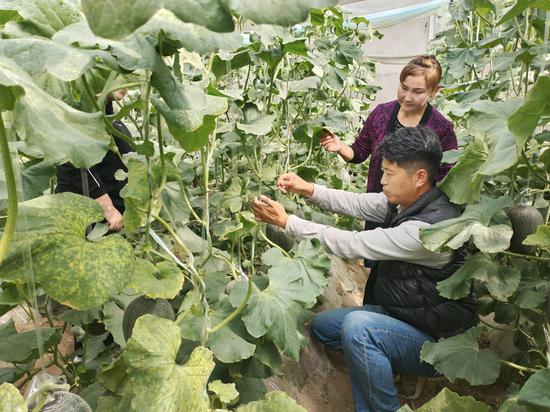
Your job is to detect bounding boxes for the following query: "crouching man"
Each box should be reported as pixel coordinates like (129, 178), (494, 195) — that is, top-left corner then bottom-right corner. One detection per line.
(252, 127), (478, 412)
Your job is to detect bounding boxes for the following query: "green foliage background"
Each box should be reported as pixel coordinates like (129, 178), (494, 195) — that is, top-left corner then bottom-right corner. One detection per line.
(0, 0), (548, 411)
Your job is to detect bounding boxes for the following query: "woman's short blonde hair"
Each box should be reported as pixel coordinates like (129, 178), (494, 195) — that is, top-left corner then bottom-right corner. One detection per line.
(399, 55), (442, 92)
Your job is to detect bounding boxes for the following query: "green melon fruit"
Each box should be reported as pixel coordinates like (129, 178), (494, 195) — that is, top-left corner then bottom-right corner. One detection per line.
(122, 296), (175, 341)
(266, 223), (295, 252)
(506, 205), (544, 255)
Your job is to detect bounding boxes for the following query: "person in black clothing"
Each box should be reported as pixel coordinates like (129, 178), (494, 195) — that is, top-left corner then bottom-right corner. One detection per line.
(55, 90), (133, 231)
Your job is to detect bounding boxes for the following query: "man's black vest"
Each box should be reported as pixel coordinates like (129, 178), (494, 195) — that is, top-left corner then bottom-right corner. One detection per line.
(364, 187), (478, 339)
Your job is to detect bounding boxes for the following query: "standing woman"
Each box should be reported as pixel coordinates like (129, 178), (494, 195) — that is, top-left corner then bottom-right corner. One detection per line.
(55, 90), (133, 231)
(320, 55), (456, 196)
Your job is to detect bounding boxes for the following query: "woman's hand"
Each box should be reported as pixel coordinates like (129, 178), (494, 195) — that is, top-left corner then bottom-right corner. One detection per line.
(319, 129), (354, 161)
(277, 173), (314, 198)
(96, 194), (123, 231)
(104, 207), (124, 231)
(320, 129), (344, 153)
(252, 196), (288, 228)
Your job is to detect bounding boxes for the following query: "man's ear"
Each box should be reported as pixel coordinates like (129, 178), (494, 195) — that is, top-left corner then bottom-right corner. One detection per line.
(415, 169), (429, 187)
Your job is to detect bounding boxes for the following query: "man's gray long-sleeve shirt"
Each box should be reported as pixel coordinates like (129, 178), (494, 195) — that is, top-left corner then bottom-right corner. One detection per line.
(284, 184), (453, 268)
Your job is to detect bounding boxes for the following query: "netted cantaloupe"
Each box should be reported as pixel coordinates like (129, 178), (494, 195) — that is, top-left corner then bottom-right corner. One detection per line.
(122, 296), (175, 341)
(506, 205), (544, 255)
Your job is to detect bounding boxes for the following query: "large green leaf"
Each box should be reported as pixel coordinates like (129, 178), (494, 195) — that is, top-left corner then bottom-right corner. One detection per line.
(208, 296), (257, 363)
(103, 301), (126, 348)
(53, 21), (156, 72)
(120, 157), (162, 232)
(439, 137), (486, 204)
(263, 239), (332, 304)
(176, 291), (256, 363)
(224, 0), (337, 27)
(240, 240), (330, 359)
(523, 225), (550, 250)
(420, 196), (513, 253)
(497, 0), (550, 25)
(437, 254), (521, 301)
(0, 0), (81, 38)
(20, 160), (56, 201)
(81, 0), (234, 40)
(118, 315), (215, 412)
(509, 76), (550, 148)
(236, 390), (307, 412)
(0, 38), (93, 81)
(136, 9), (242, 54)
(421, 327), (501, 385)
(0, 383), (26, 412)
(208, 380), (239, 405)
(440, 100), (523, 204)
(465, 101), (521, 172)
(517, 368), (550, 409)
(174, 115), (217, 153)
(150, 57), (227, 141)
(446, 47), (487, 79)
(222, 177), (244, 213)
(397, 388), (490, 412)
(211, 49), (252, 78)
(237, 115), (275, 136)
(0, 367), (25, 384)
(129, 260), (184, 299)
(0, 320), (59, 363)
(0, 193), (135, 310)
(0, 57), (110, 168)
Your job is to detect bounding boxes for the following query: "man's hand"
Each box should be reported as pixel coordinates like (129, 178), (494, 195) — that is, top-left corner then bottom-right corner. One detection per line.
(277, 173), (314, 198)
(252, 195), (288, 228)
(320, 129), (344, 153)
(96, 194), (123, 231)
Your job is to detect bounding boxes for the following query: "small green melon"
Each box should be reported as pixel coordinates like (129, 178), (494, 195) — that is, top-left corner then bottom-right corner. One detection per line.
(506, 205), (544, 255)
(122, 296), (175, 341)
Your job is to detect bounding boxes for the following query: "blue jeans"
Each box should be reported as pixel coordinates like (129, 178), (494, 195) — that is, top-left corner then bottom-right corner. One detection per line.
(311, 305), (436, 412)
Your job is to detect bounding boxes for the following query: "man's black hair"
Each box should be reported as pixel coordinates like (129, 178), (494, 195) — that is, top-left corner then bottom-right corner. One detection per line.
(377, 126), (442, 185)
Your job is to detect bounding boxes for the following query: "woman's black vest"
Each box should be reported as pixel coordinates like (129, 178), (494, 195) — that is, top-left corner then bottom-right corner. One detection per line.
(364, 187), (478, 339)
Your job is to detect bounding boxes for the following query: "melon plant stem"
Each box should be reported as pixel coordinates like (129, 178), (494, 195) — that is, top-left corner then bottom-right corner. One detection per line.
(500, 360), (538, 374)
(156, 112), (167, 193)
(499, 250), (550, 262)
(258, 229), (291, 258)
(153, 213), (209, 344)
(199, 140), (214, 267)
(209, 272), (253, 334)
(0, 114), (17, 264)
(104, 81), (147, 96)
(521, 150), (548, 183)
(142, 74), (153, 247)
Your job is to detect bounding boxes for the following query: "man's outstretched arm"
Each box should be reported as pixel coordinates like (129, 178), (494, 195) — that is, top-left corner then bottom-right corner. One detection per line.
(285, 216), (452, 268)
(252, 196), (451, 268)
(277, 173), (387, 222)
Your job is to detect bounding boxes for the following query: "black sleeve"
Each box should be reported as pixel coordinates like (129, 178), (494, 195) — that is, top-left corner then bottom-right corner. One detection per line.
(86, 166), (107, 199)
(55, 163), (107, 199)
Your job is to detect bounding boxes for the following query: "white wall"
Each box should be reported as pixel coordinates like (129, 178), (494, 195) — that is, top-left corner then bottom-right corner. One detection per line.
(342, 0), (438, 105)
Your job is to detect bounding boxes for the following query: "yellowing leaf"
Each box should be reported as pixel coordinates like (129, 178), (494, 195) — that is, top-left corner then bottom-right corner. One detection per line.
(0, 193), (134, 310)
